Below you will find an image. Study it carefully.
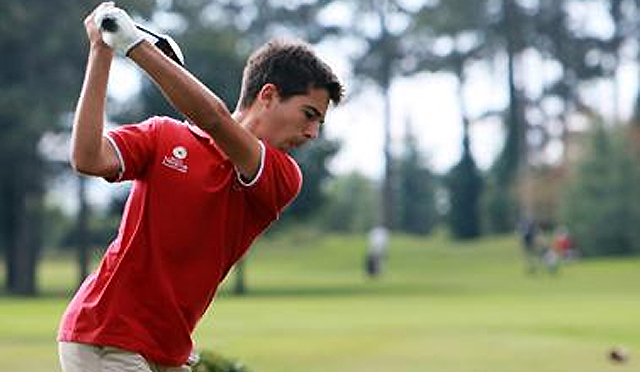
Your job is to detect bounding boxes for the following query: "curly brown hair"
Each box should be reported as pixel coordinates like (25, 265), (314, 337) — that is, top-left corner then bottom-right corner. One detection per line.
(237, 39), (343, 109)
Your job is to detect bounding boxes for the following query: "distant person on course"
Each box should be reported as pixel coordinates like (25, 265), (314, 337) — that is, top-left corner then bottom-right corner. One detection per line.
(366, 225), (389, 277)
(57, 3), (343, 372)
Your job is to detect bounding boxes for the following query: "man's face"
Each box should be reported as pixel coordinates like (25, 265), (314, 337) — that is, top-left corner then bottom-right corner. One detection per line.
(263, 87), (330, 152)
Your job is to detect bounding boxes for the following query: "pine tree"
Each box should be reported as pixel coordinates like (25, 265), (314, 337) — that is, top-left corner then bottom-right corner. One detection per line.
(560, 125), (640, 256)
(446, 136), (483, 239)
(397, 125), (437, 235)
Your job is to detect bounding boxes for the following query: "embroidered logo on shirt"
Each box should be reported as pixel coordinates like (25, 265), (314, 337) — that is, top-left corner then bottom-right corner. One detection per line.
(162, 146), (189, 173)
(173, 146), (188, 159)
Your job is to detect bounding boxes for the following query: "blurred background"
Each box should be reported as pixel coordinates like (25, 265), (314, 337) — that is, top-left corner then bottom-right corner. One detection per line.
(1, 1), (639, 371)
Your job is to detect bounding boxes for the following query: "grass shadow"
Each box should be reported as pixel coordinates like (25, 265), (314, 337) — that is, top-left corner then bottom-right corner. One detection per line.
(216, 280), (471, 299)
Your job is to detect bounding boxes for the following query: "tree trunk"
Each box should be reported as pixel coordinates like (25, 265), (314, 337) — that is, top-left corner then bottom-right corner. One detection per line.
(77, 175), (90, 287)
(3, 154), (44, 296)
(381, 81), (394, 229)
(504, 0), (530, 218)
(377, 0), (397, 230)
(6, 186), (42, 296)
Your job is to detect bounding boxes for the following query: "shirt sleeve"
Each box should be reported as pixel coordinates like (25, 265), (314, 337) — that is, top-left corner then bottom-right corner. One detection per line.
(105, 117), (160, 182)
(241, 142), (303, 219)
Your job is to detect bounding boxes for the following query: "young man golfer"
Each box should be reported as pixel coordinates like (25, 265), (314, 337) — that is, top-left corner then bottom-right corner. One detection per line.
(57, 2), (343, 371)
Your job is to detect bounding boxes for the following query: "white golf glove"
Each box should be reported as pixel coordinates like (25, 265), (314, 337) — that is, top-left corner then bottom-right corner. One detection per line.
(94, 6), (145, 56)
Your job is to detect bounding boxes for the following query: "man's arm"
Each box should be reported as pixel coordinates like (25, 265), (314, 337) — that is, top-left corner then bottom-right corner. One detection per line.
(126, 42), (262, 180)
(70, 4), (121, 179)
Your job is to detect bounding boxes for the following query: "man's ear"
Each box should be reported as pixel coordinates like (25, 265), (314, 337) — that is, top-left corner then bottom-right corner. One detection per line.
(257, 84), (279, 108)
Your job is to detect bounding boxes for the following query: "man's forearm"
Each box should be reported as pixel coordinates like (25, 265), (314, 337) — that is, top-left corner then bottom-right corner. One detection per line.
(128, 41), (230, 132)
(71, 47), (112, 173)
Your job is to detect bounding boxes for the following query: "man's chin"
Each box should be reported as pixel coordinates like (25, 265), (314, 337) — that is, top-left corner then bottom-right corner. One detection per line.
(282, 141), (305, 152)
(274, 143), (293, 152)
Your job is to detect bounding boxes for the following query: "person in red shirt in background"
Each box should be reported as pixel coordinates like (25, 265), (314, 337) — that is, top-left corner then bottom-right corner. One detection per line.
(553, 226), (573, 259)
(57, 3), (343, 372)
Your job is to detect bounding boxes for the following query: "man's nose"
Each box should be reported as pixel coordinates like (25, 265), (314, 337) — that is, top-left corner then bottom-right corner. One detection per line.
(304, 121), (321, 139)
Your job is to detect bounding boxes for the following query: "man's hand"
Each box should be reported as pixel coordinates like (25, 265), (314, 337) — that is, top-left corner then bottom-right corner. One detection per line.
(94, 3), (145, 56)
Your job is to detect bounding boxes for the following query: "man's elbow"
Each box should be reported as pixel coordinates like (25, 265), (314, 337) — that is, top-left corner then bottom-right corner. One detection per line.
(70, 150), (99, 176)
(70, 155), (91, 175)
(70, 148), (120, 179)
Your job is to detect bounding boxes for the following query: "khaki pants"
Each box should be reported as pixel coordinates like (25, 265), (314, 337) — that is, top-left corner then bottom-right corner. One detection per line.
(58, 342), (191, 372)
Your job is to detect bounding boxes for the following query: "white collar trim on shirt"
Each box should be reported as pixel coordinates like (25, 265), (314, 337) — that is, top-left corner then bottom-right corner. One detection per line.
(184, 121), (266, 188)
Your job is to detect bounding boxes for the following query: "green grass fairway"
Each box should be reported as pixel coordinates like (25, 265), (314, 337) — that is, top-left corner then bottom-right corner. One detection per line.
(1, 231), (639, 372)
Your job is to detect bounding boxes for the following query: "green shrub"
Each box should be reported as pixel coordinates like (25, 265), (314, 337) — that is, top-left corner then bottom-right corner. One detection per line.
(560, 125), (640, 256)
(192, 351), (253, 372)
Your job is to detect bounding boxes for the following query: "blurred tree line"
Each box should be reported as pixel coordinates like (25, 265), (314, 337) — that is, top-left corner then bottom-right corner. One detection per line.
(2, 0), (640, 294)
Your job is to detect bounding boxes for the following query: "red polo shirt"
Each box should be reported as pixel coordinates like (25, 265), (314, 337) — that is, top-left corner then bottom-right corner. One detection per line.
(58, 116), (302, 366)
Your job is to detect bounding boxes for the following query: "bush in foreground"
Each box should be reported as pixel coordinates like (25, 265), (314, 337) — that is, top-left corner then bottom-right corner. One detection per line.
(193, 351), (253, 372)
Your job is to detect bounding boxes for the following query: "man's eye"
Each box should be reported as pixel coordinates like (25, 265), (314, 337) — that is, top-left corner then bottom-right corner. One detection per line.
(303, 110), (315, 120)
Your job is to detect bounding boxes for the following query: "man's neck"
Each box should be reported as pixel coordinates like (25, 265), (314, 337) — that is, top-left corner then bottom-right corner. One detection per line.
(233, 109), (263, 138)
